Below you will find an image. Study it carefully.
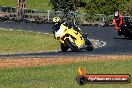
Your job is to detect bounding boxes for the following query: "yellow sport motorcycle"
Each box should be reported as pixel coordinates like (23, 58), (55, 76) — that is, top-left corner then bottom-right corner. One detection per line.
(52, 23), (93, 52)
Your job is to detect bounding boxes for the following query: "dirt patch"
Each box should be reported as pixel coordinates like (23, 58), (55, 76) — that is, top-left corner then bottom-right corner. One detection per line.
(0, 55), (132, 68)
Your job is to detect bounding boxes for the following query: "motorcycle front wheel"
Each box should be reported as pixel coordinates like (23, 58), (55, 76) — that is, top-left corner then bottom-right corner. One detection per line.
(64, 38), (78, 51)
(61, 43), (69, 52)
(85, 40), (93, 51)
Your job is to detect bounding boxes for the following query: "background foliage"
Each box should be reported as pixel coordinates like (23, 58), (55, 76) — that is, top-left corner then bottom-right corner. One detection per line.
(0, 0), (132, 15)
(49, 0), (132, 15)
(49, 0), (86, 13)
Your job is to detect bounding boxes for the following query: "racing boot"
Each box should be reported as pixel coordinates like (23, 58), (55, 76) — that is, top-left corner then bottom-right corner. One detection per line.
(118, 28), (122, 36)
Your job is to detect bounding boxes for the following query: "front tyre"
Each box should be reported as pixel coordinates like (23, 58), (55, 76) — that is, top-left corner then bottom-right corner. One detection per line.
(61, 43), (69, 52)
(85, 40), (93, 51)
(64, 38), (78, 51)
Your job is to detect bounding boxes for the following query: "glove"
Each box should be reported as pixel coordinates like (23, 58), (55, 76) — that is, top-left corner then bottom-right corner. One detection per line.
(115, 26), (119, 30)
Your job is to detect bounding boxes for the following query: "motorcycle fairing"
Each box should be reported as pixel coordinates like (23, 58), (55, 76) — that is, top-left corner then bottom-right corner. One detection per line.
(55, 24), (85, 48)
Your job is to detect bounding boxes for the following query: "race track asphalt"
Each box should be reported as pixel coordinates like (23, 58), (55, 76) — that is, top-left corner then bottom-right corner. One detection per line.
(0, 21), (131, 57)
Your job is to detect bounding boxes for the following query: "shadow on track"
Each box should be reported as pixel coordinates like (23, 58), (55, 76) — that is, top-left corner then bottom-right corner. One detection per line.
(0, 50), (92, 58)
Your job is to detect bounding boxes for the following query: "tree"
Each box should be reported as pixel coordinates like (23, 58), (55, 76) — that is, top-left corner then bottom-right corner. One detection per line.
(122, 0), (132, 15)
(85, 0), (122, 15)
(49, 0), (86, 13)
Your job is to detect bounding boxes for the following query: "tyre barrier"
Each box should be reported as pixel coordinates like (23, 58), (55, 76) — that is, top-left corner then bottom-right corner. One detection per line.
(0, 6), (131, 26)
(0, 6), (82, 24)
(0, 6), (48, 23)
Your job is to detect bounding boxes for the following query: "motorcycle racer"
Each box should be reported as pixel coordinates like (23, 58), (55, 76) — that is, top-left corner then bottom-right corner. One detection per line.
(52, 16), (93, 51)
(52, 16), (92, 46)
(113, 11), (123, 36)
(52, 16), (83, 35)
(17, 0), (26, 21)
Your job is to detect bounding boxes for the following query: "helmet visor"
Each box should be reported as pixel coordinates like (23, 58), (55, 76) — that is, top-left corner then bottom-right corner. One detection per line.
(115, 16), (119, 19)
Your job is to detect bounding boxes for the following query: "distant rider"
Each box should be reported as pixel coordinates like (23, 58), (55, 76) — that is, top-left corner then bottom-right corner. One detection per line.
(113, 11), (123, 36)
(17, 0), (26, 9)
(17, 0), (26, 21)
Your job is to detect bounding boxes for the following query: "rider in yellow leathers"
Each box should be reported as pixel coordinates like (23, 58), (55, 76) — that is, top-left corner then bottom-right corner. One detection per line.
(52, 17), (88, 42)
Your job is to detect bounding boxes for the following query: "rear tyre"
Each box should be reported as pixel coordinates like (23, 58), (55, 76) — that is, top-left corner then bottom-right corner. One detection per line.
(64, 38), (78, 51)
(128, 30), (132, 40)
(128, 34), (132, 40)
(61, 43), (69, 52)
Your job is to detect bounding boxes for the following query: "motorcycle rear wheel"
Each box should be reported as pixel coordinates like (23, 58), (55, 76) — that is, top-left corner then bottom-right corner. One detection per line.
(64, 38), (78, 51)
(128, 30), (132, 40)
(128, 34), (132, 40)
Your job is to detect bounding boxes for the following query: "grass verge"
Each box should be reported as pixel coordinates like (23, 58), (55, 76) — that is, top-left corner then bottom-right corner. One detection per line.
(0, 29), (60, 54)
(0, 0), (51, 10)
(0, 0), (85, 11)
(0, 58), (132, 88)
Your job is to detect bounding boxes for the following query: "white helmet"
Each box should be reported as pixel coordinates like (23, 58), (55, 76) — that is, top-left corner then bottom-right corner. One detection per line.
(53, 17), (61, 23)
(114, 11), (120, 19)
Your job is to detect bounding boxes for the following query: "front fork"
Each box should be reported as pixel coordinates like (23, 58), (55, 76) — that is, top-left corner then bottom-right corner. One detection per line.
(82, 34), (89, 44)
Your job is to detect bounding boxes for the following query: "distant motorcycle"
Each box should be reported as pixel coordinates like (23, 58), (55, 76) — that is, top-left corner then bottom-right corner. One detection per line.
(52, 23), (93, 52)
(120, 17), (132, 39)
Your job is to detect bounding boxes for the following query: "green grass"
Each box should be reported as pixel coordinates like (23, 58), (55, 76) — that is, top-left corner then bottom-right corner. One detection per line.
(0, 0), (51, 10)
(0, 29), (60, 54)
(0, 0), (89, 11)
(0, 60), (132, 88)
